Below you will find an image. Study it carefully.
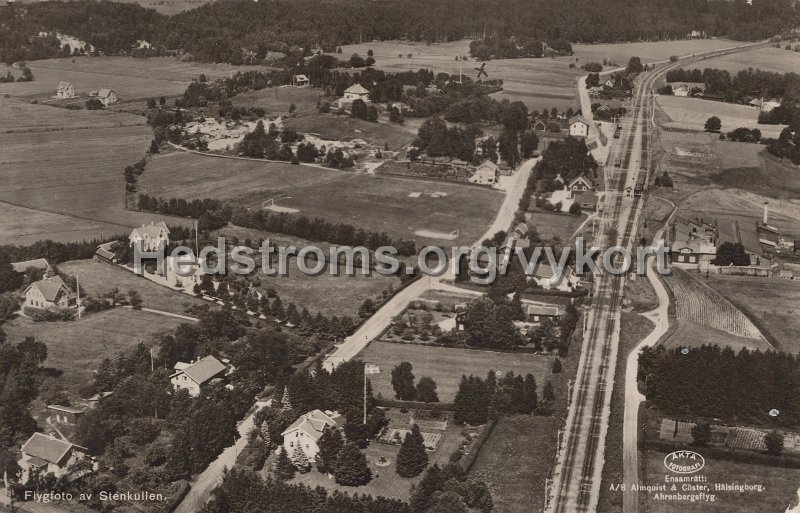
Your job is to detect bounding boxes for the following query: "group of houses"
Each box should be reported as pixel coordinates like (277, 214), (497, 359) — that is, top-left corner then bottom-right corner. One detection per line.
(54, 81), (118, 105)
(545, 173), (600, 212)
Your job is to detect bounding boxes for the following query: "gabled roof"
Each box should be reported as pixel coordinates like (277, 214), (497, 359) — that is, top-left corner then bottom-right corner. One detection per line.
(21, 433), (87, 466)
(293, 74), (309, 81)
(47, 405), (85, 415)
(344, 84), (369, 95)
(536, 263), (573, 279)
(526, 304), (563, 317)
(476, 160), (499, 172)
(25, 276), (72, 303)
(281, 409), (341, 441)
(170, 355), (226, 386)
(574, 191), (598, 205)
(568, 115), (591, 127)
(568, 174), (594, 189)
(130, 221), (170, 239)
(11, 258), (49, 273)
(97, 88), (115, 98)
(57, 81), (72, 89)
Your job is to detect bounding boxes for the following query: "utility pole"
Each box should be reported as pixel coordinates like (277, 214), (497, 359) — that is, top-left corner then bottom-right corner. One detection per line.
(76, 274), (81, 319)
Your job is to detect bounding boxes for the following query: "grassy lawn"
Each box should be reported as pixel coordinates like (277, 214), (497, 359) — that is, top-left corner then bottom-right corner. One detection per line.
(704, 274), (800, 354)
(358, 341), (554, 402)
(283, 114), (416, 150)
(140, 151), (504, 248)
(524, 210), (587, 242)
(686, 46), (800, 75)
(4, 308), (186, 392)
(470, 415), (560, 513)
(641, 450), (800, 513)
(59, 259), (207, 315)
(659, 319), (770, 353)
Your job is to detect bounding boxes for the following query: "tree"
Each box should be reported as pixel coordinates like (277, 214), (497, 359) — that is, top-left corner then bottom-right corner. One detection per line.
(428, 491), (468, 513)
(551, 358), (563, 374)
(333, 442), (371, 485)
(542, 381), (555, 402)
(765, 430), (784, 456)
(626, 56), (643, 74)
(691, 422), (712, 447)
(453, 375), (490, 425)
(316, 427), (344, 473)
(520, 131), (539, 158)
(127, 290), (142, 310)
(351, 99), (369, 120)
(569, 202), (582, 215)
(349, 53), (366, 68)
(416, 377), (439, 403)
(148, 139), (160, 154)
(704, 116), (722, 133)
(274, 447), (295, 480)
(0, 257), (23, 293)
(290, 445), (311, 472)
(391, 362), (417, 400)
(396, 424), (429, 477)
(146, 98), (156, 109)
(712, 242), (750, 266)
(259, 420), (271, 448)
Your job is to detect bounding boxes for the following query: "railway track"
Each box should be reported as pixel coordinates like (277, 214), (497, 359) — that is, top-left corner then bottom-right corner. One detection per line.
(546, 41), (770, 513)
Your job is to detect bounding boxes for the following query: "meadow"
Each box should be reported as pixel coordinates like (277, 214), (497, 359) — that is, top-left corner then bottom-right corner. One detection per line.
(572, 38), (742, 68)
(656, 95), (786, 138)
(0, 96), (194, 244)
(138, 150), (504, 248)
(357, 340), (553, 402)
(686, 46), (800, 74)
(3, 308), (186, 392)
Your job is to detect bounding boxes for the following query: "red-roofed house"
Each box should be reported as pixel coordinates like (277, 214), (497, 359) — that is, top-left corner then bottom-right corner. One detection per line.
(18, 433), (89, 483)
(282, 409), (344, 459)
(170, 355), (227, 397)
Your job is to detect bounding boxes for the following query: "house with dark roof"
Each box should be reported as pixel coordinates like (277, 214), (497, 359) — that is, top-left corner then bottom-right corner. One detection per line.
(170, 355), (227, 397)
(18, 433), (89, 483)
(282, 409), (343, 459)
(23, 276), (75, 311)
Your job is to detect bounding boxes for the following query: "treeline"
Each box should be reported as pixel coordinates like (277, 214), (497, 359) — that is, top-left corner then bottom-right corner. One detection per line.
(639, 345), (800, 427)
(0, 237), (123, 268)
(136, 194), (418, 256)
(667, 67), (800, 104)
(453, 370), (555, 425)
(3, 0), (796, 65)
(766, 125), (800, 164)
(469, 36), (573, 60)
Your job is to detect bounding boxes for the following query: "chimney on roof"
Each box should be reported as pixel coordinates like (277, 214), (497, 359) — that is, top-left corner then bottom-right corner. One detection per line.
(763, 202), (769, 225)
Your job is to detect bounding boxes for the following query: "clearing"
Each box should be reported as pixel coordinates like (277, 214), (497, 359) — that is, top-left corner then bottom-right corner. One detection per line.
(686, 46), (800, 75)
(357, 340), (553, 402)
(138, 150), (504, 248)
(3, 308), (186, 392)
(656, 95), (786, 138)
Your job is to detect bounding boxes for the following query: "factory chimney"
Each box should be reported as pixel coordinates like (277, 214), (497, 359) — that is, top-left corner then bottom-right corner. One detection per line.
(763, 202), (769, 225)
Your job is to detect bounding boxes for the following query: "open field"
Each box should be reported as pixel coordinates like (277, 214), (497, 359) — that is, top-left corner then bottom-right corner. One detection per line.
(686, 46), (800, 74)
(59, 259), (207, 315)
(358, 341), (553, 402)
(625, 274), (659, 313)
(283, 114), (417, 150)
(642, 450), (800, 512)
(711, 146), (800, 201)
(656, 95), (787, 138)
(525, 210), (587, 242)
(659, 319), (770, 353)
(231, 86), (327, 118)
(0, 56), (260, 102)
(139, 150), (504, 247)
(0, 96), (194, 244)
(572, 39), (743, 68)
(3, 308), (186, 392)
(704, 274), (800, 354)
(332, 40), (581, 113)
(470, 415), (560, 513)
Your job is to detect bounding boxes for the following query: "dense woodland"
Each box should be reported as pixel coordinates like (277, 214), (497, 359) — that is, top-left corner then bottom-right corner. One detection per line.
(2, 0), (798, 64)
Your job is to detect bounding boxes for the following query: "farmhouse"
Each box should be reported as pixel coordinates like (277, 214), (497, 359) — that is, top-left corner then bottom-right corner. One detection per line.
(282, 409), (344, 460)
(469, 161), (499, 186)
(18, 433), (89, 484)
(129, 221), (170, 251)
(670, 82), (705, 97)
(568, 174), (594, 193)
(292, 74), (310, 87)
(749, 98), (781, 112)
(11, 258), (49, 274)
(24, 275), (76, 311)
(568, 115), (591, 138)
(338, 84), (371, 109)
(170, 355), (227, 397)
(97, 88), (118, 106)
(56, 81), (75, 99)
(94, 241), (119, 263)
(532, 263), (576, 291)
(47, 405), (85, 425)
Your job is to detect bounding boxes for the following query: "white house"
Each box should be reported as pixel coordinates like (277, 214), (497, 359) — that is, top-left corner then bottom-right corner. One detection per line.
(749, 98), (780, 112)
(292, 74), (309, 87)
(24, 275), (75, 311)
(281, 409), (344, 460)
(338, 84), (370, 109)
(170, 355), (227, 397)
(129, 221), (170, 251)
(97, 88), (118, 106)
(18, 433), (89, 484)
(568, 115), (591, 138)
(532, 263), (577, 291)
(469, 161), (499, 186)
(56, 81), (75, 99)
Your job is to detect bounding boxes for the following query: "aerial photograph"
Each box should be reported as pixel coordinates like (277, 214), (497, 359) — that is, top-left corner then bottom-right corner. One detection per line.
(1, 0), (799, 512)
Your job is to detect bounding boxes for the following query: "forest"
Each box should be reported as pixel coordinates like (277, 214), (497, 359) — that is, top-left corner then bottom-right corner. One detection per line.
(2, 0), (798, 64)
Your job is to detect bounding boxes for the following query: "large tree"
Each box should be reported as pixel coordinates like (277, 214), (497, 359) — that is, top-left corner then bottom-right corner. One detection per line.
(315, 427), (344, 473)
(333, 442), (372, 486)
(416, 377), (439, 403)
(396, 423), (429, 477)
(391, 362), (417, 400)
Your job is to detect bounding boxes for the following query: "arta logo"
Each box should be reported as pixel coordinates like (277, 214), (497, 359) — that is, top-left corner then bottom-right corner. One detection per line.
(663, 450), (705, 474)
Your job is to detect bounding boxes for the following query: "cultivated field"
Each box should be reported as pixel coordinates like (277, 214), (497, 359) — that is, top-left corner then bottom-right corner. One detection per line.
(59, 259), (207, 315)
(656, 95), (786, 138)
(659, 319), (770, 353)
(332, 40), (582, 112)
(572, 39), (744, 68)
(357, 341), (553, 402)
(139, 151), (504, 247)
(0, 96), (194, 244)
(686, 46), (800, 74)
(3, 308), (186, 392)
(642, 450), (800, 513)
(663, 268), (764, 340)
(704, 274), (800, 354)
(470, 415), (560, 513)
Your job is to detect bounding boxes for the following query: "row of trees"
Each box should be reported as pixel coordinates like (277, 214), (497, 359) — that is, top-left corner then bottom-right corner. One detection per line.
(391, 362), (439, 402)
(453, 370), (553, 425)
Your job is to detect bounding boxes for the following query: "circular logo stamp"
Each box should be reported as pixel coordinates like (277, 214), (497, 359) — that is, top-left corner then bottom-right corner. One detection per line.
(663, 450), (705, 474)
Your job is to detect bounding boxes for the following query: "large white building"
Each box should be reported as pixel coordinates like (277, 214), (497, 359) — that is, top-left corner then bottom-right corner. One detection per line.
(338, 84), (370, 109)
(281, 409), (343, 460)
(24, 275), (75, 311)
(170, 355), (227, 397)
(129, 221), (170, 251)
